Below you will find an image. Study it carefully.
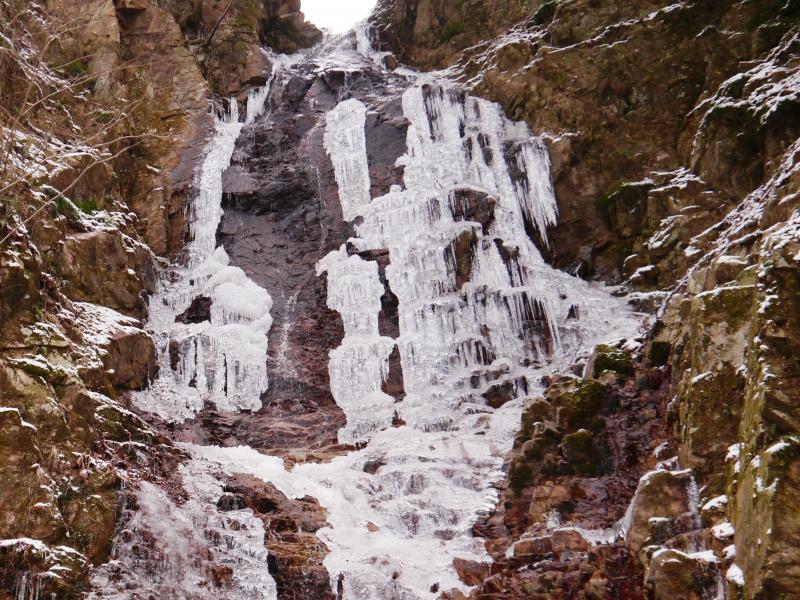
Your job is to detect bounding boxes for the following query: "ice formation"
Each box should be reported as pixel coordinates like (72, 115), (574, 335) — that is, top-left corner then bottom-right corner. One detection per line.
(115, 32), (641, 600)
(321, 84), (634, 443)
(90, 463), (277, 599)
(133, 91), (276, 421)
(317, 249), (397, 442)
(308, 79), (640, 598)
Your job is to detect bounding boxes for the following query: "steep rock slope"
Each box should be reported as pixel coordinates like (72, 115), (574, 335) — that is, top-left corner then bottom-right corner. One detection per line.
(369, 0), (800, 598)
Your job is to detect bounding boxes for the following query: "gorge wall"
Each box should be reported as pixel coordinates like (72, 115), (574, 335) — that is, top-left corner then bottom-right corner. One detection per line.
(0, 0), (321, 596)
(0, 0), (798, 599)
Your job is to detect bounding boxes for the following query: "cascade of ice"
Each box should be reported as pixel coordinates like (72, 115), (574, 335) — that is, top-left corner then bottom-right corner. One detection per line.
(132, 76), (283, 422)
(321, 87), (621, 442)
(301, 78), (640, 597)
(109, 32), (641, 600)
(93, 71), (288, 598)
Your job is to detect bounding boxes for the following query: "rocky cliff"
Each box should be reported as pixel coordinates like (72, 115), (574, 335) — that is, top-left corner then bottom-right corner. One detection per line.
(1, 0), (798, 599)
(368, 0), (800, 598)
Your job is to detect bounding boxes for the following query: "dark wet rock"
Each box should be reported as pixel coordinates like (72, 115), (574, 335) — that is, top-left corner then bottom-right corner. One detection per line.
(365, 97), (410, 196)
(216, 492), (246, 511)
(176, 295), (213, 324)
(363, 458), (387, 475)
(448, 229), (478, 290)
(450, 187), (497, 232)
(382, 345), (406, 402)
(483, 379), (527, 410)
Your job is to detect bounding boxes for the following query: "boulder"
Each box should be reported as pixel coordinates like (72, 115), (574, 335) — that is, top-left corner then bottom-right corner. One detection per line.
(625, 470), (694, 556)
(645, 549), (720, 600)
(453, 558), (491, 586)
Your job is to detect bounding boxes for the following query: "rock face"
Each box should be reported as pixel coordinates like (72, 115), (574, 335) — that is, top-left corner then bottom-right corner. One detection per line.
(2, 0), (798, 598)
(223, 474), (335, 599)
(371, 0), (800, 281)
(369, 1), (800, 598)
(59, 229), (156, 318)
(469, 345), (670, 599)
(165, 0), (323, 96)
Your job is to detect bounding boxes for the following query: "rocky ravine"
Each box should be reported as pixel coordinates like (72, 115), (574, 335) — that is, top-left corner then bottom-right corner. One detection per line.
(369, 0), (800, 598)
(0, 1), (798, 600)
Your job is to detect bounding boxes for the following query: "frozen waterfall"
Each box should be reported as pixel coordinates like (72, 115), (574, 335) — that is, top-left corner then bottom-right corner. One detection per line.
(132, 93), (277, 422)
(303, 80), (639, 598)
(100, 31), (641, 600)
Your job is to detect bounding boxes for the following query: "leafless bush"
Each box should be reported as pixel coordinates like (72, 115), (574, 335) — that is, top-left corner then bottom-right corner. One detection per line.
(0, 0), (159, 246)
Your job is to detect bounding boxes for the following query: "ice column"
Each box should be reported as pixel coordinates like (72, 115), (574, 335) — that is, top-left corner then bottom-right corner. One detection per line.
(323, 98), (372, 220)
(317, 248), (396, 443)
(134, 95), (274, 422)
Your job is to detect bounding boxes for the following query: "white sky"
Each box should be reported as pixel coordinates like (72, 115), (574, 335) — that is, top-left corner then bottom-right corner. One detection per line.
(302, 0), (376, 33)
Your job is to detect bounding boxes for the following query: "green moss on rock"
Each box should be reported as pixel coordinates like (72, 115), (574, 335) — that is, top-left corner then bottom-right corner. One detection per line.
(595, 180), (654, 217)
(550, 379), (610, 429)
(440, 21), (465, 43)
(561, 429), (609, 476)
(532, 0), (560, 26)
(509, 457), (535, 493)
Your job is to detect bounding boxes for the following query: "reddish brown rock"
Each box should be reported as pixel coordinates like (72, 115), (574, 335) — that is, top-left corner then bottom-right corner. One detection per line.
(453, 558), (491, 587)
(60, 229), (155, 318)
(224, 473), (335, 600)
(175, 58), (412, 459)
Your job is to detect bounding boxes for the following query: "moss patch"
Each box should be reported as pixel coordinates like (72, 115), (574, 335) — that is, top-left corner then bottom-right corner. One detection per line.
(509, 458), (535, 493)
(592, 344), (635, 377)
(595, 180), (654, 215)
(561, 429), (610, 476)
(551, 380), (610, 429)
(533, 0), (560, 26)
(441, 21), (465, 43)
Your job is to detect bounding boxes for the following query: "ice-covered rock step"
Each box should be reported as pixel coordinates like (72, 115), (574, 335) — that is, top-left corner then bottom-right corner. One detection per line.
(90, 462), (278, 600)
(182, 430), (512, 600)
